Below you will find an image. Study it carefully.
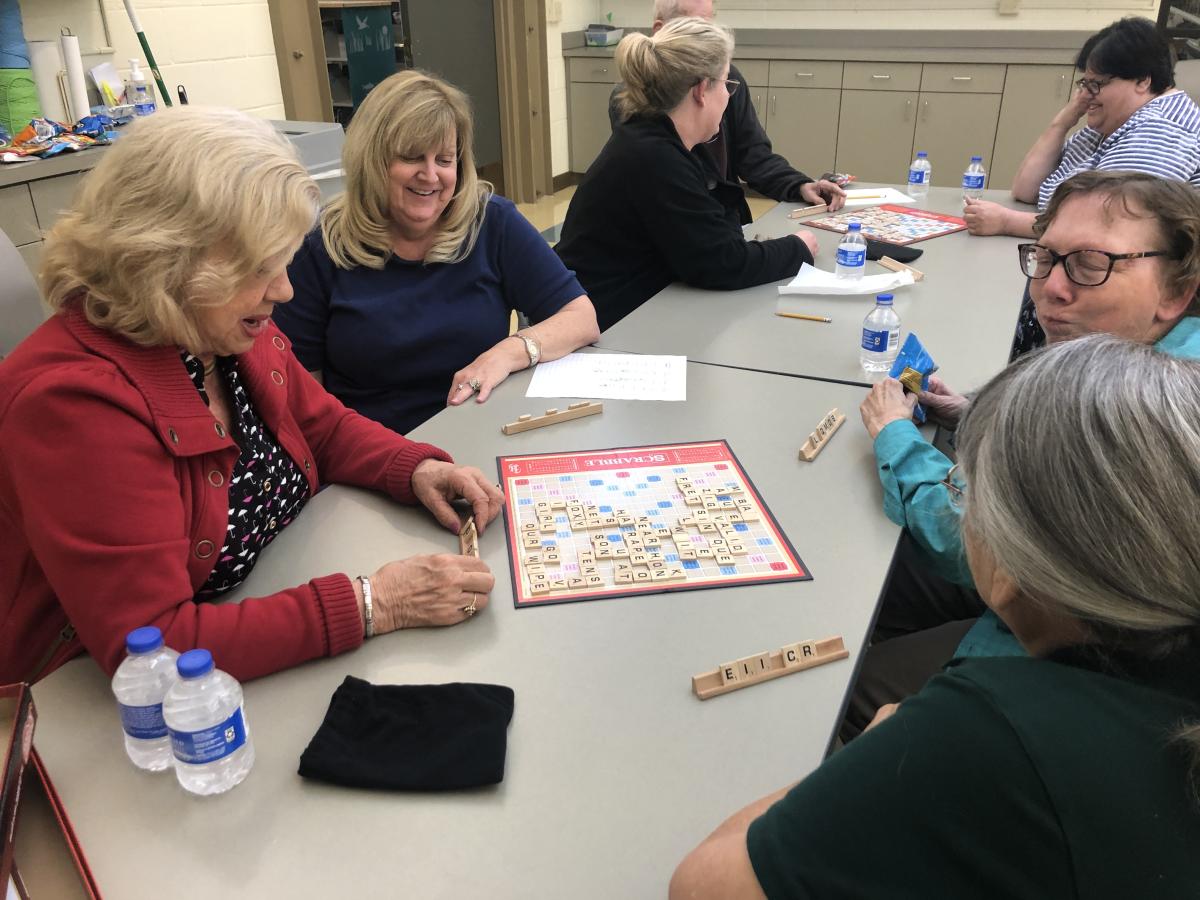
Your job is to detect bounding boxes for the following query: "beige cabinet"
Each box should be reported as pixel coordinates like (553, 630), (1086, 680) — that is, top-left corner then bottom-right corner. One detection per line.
(990, 65), (1076, 190)
(765, 88), (840, 176)
(568, 82), (616, 173)
(836, 90), (918, 184)
(914, 93), (1003, 188)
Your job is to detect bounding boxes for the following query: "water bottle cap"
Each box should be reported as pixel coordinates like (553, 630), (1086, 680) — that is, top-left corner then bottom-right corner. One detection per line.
(971, 155), (982, 162)
(876, 293), (894, 305)
(177, 649), (214, 679)
(847, 222), (861, 231)
(125, 626), (163, 654)
(917, 151), (927, 158)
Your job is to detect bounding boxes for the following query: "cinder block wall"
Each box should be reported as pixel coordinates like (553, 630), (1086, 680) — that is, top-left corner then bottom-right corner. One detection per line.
(18, 0), (285, 119)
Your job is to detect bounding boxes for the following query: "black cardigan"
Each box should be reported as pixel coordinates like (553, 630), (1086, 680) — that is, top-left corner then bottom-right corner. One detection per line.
(608, 64), (814, 223)
(555, 114), (812, 332)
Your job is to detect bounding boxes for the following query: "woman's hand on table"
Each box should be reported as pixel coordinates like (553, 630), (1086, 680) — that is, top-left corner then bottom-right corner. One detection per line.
(963, 198), (1015, 236)
(411, 459), (503, 534)
(793, 230), (819, 257)
(370, 554), (495, 630)
(860, 379), (917, 439)
(447, 339), (528, 407)
(800, 179), (847, 212)
(918, 376), (970, 428)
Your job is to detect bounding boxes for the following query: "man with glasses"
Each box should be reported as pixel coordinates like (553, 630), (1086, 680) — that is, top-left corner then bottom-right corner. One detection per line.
(844, 170), (1200, 741)
(607, 0), (845, 225)
(963, 16), (1200, 244)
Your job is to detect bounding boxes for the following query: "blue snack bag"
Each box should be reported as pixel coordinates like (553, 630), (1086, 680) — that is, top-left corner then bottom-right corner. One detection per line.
(889, 332), (938, 423)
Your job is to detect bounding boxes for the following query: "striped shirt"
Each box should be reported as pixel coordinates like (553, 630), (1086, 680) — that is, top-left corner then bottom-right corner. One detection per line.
(1038, 90), (1200, 209)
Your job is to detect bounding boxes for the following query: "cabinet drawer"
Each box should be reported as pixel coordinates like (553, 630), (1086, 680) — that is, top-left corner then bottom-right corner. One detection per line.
(734, 59), (768, 86)
(768, 60), (841, 89)
(842, 62), (922, 92)
(29, 173), (86, 232)
(568, 57), (620, 84)
(0, 184), (40, 246)
(920, 63), (1005, 94)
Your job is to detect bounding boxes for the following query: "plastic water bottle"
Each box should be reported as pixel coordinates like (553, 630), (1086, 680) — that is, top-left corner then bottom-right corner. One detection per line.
(835, 221), (867, 279)
(962, 156), (986, 201)
(907, 151), (931, 198)
(860, 293), (901, 374)
(126, 58), (157, 117)
(111, 626), (179, 772)
(163, 649), (255, 795)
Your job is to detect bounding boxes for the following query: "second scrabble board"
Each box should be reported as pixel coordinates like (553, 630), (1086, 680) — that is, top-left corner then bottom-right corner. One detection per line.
(806, 204), (967, 245)
(499, 440), (810, 607)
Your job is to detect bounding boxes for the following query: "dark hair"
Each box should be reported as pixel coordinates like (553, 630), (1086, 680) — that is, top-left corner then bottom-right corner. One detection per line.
(1076, 17), (1173, 94)
(1034, 170), (1200, 313)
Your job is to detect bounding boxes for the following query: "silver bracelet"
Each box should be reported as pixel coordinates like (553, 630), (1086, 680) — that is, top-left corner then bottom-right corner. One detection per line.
(358, 575), (375, 638)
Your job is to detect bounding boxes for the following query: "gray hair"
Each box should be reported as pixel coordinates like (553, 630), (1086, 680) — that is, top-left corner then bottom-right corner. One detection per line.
(615, 16), (733, 121)
(957, 335), (1200, 794)
(653, 0), (692, 20)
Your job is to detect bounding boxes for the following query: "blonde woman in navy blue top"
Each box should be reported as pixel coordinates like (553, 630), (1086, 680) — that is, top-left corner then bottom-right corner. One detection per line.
(278, 70), (599, 435)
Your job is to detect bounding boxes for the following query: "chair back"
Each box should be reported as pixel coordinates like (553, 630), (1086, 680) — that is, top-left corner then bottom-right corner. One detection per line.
(0, 232), (47, 356)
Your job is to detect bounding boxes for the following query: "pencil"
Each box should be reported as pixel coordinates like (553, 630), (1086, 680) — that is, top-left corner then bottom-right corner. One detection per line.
(788, 203), (828, 219)
(846, 192), (885, 200)
(776, 312), (832, 323)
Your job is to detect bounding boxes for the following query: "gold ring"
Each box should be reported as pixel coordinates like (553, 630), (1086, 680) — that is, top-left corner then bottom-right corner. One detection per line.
(469, 378), (482, 393)
(462, 593), (479, 617)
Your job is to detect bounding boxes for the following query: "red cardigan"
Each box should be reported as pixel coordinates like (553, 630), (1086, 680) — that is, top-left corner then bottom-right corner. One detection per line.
(0, 309), (452, 683)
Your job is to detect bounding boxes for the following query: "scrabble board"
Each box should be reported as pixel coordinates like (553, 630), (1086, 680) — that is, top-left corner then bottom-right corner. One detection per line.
(498, 440), (810, 607)
(805, 204), (967, 245)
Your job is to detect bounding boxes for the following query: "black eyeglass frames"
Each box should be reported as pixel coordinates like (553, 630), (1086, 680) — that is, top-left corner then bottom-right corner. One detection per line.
(1016, 243), (1173, 287)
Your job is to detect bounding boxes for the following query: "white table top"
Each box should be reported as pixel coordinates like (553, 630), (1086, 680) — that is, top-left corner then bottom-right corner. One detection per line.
(598, 185), (1031, 392)
(31, 362), (903, 899)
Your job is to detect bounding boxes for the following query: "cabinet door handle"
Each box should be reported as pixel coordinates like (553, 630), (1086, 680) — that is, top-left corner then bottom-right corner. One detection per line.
(871, 74), (892, 80)
(771, 94), (776, 116)
(794, 72), (814, 78)
(904, 98), (912, 121)
(920, 99), (929, 122)
(595, 67), (608, 75)
(1059, 72), (1068, 98)
(952, 75), (973, 81)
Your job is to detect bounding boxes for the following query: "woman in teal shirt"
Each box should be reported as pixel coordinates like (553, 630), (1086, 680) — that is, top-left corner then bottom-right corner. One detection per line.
(671, 334), (1200, 899)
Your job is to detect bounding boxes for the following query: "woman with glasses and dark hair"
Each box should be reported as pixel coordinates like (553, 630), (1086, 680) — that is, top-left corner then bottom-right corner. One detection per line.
(673, 335), (1200, 899)
(843, 170), (1200, 741)
(554, 18), (820, 331)
(963, 16), (1200, 243)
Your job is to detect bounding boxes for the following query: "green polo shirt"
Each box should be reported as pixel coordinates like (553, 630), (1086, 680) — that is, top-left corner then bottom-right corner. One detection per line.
(747, 649), (1200, 898)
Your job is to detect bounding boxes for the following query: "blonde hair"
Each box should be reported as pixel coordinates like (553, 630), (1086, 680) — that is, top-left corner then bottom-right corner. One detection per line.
(41, 106), (319, 350)
(615, 17), (733, 122)
(320, 70), (491, 268)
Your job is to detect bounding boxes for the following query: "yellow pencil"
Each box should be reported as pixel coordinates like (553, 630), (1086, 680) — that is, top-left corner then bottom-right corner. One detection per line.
(776, 311), (832, 323)
(846, 192), (885, 200)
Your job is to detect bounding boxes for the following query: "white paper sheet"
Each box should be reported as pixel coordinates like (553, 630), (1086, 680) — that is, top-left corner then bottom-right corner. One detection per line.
(778, 262), (915, 296)
(526, 353), (687, 401)
(841, 187), (915, 208)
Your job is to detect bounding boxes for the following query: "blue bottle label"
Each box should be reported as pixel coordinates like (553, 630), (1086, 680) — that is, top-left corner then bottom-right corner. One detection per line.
(836, 247), (865, 267)
(907, 168), (926, 185)
(119, 702), (168, 740)
(861, 328), (889, 352)
(170, 707), (247, 765)
(962, 174), (985, 190)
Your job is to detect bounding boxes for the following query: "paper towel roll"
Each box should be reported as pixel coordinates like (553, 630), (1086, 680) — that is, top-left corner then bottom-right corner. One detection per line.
(29, 40), (67, 123)
(59, 32), (89, 123)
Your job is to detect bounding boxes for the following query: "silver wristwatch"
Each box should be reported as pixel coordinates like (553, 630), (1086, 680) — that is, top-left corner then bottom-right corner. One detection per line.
(513, 332), (540, 368)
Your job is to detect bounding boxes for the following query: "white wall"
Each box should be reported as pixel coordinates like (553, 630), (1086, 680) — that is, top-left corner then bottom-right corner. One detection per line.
(601, 0), (1154, 30)
(547, 0), (598, 175)
(17, 0), (284, 119)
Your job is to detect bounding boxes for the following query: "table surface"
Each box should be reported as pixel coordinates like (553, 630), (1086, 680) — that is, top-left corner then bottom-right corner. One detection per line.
(32, 362), (903, 899)
(598, 185), (1030, 392)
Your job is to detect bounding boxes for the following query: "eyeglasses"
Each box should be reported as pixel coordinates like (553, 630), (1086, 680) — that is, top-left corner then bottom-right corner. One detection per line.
(706, 77), (738, 95)
(940, 464), (964, 507)
(1016, 243), (1173, 287)
(1075, 75), (1114, 96)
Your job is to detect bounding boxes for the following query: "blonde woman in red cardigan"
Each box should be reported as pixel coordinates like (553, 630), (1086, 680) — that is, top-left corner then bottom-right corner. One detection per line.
(0, 107), (503, 685)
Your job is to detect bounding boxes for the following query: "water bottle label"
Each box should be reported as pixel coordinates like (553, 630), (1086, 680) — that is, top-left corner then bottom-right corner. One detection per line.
(134, 102), (156, 116)
(861, 327), (889, 352)
(962, 174), (985, 190)
(907, 168), (925, 185)
(836, 247), (865, 268)
(119, 702), (168, 740)
(170, 707), (247, 765)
